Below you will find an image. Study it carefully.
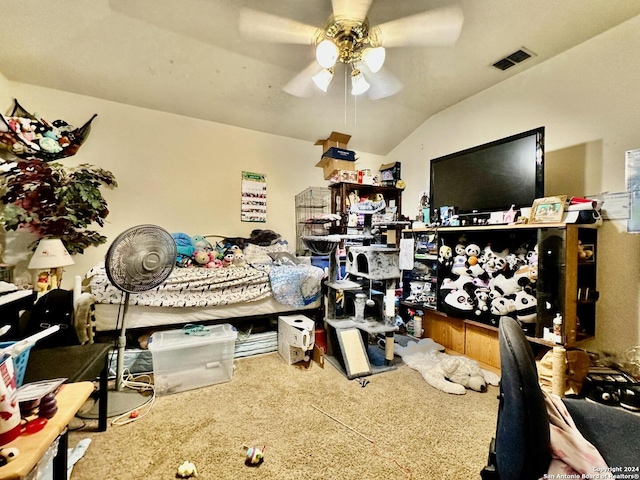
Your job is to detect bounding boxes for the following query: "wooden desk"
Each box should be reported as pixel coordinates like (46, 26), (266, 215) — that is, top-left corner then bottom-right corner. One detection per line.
(0, 382), (93, 480)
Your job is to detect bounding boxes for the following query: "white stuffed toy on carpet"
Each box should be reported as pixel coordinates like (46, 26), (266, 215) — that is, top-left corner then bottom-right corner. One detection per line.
(396, 338), (500, 395)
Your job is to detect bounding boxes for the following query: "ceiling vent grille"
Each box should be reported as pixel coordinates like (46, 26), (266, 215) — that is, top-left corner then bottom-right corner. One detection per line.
(492, 47), (536, 71)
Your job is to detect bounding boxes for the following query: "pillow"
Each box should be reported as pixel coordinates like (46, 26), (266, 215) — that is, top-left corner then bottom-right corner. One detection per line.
(269, 252), (300, 266)
(243, 242), (290, 264)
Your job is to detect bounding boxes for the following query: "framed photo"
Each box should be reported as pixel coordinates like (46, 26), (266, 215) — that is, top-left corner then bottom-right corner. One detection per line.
(579, 243), (595, 263)
(529, 195), (567, 223)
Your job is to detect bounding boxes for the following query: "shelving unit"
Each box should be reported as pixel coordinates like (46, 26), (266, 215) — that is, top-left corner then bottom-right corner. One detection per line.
(402, 222), (599, 368)
(401, 230), (439, 311)
(329, 182), (404, 244)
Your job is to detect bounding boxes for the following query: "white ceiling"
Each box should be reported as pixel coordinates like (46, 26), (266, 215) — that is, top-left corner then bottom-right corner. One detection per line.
(1, 1), (639, 155)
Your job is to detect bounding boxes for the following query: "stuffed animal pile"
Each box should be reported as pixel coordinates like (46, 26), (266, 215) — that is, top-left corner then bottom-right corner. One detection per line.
(396, 338), (500, 395)
(171, 233), (244, 269)
(437, 235), (539, 332)
(0, 99), (96, 161)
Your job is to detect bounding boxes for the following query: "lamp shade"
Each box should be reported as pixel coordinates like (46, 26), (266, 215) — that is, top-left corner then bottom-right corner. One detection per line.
(28, 238), (74, 270)
(350, 69), (370, 96)
(362, 47), (386, 73)
(312, 68), (334, 92)
(316, 39), (339, 69)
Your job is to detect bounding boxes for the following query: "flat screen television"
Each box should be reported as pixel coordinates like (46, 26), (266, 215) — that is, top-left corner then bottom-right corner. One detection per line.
(429, 127), (544, 222)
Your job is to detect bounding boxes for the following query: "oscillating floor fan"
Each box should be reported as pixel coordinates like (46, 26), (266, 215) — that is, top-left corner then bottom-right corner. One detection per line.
(83, 224), (176, 418)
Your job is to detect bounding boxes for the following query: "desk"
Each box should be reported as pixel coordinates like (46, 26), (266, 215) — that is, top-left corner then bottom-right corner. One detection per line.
(24, 344), (112, 432)
(0, 382), (93, 480)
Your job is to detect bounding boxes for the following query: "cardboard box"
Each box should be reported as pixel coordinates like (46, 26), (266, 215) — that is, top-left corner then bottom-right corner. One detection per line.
(279, 344), (310, 365)
(278, 315), (314, 349)
(148, 323), (237, 396)
(278, 315), (315, 365)
(315, 131), (351, 155)
(323, 147), (356, 161)
(317, 157), (356, 180)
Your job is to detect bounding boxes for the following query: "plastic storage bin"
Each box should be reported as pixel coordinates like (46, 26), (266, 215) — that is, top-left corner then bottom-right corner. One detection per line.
(148, 324), (237, 396)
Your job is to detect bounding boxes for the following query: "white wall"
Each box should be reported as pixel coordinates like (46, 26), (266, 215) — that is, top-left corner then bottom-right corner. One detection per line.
(390, 15), (640, 352)
(1, 84), (385, 288)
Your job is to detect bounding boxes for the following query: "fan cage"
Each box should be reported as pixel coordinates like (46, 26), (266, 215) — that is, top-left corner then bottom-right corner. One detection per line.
(105, 224), (176, 294)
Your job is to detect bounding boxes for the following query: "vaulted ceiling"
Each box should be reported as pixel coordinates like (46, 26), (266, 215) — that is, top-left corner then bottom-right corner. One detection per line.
(2, 1), (639, 155)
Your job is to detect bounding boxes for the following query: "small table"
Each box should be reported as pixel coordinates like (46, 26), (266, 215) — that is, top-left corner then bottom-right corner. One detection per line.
(24, 343), (112, 432)
(0, 382), (93, 480)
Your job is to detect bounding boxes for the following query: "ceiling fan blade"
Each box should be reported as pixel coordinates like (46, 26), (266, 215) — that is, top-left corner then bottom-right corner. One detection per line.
(239, 8), (323, 45)
(370, 5), (464, 48)
(283, 62), (325, 97)
(331, 0), (373, 22)
(361, 65), (403, 100)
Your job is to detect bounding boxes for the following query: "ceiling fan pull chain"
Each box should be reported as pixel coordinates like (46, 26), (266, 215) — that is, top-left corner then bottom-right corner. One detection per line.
(344, 66), (348, 124)
(354, 92), (357, 125)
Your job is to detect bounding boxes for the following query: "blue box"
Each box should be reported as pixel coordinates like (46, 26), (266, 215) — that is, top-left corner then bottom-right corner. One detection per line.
(311, 256), (346, 278)
(322, 147), (356, 161)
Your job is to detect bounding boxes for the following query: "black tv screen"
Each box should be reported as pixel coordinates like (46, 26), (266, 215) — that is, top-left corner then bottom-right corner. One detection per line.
(429, 127), (544, 219)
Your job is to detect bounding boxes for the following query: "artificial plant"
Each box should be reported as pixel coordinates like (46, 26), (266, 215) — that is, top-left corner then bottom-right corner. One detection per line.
(0, 159), (117, 255)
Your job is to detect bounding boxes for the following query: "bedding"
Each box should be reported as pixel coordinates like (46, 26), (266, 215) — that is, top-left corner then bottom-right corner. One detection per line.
(88, 262), (272, 308)
(86, 238), (325, 332)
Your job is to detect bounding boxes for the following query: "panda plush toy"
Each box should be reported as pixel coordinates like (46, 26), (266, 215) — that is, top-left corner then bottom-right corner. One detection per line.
(442, 283), (476, 319)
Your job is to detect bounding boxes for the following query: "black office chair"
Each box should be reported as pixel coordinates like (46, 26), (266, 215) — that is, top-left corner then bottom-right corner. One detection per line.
(482, 316), (640, 479)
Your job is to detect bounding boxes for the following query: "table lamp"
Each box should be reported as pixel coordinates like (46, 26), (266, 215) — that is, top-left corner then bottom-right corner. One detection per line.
(28, 238), (74, 291)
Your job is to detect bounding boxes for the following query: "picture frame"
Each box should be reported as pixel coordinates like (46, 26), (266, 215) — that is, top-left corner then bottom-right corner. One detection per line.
(529, 195), (567, 223)
(579, 243), (595, 263)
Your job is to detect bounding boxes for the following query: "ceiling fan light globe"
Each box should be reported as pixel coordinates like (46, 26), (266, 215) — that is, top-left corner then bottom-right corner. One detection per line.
(350, 70), (370, 96)
(316, 39), (339, 68)
(362, 46), (386, 73)
(312, 68), (334, 92)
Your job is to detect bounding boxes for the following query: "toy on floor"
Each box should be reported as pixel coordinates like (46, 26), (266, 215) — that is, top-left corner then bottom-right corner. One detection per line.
(244, 445), (265, 466)
(396, 338), (500, 395)
(177, 460), (198, 478)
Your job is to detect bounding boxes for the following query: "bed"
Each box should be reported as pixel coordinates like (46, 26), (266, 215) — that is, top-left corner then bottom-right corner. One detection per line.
(86, 240), (325, 333)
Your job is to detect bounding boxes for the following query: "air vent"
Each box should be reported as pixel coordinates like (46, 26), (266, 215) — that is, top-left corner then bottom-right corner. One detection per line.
(492, 48), (536, 71)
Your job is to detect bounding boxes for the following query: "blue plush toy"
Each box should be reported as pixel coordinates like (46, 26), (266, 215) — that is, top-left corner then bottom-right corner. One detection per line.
(172, 232), (196, 262)
(191, 235), (213, 251)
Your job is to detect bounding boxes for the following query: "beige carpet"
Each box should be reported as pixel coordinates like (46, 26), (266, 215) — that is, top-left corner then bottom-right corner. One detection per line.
(69, 352), (499, 480)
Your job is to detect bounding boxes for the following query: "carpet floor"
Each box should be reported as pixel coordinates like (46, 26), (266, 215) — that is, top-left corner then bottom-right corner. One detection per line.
(68, 351), (499, 480)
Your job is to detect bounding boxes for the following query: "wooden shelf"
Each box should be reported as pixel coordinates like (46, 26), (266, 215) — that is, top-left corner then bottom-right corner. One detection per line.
(403, 223), (599, 369)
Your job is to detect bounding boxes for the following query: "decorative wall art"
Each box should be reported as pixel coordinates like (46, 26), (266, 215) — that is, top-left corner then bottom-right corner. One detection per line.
(241, 171), (267, 223)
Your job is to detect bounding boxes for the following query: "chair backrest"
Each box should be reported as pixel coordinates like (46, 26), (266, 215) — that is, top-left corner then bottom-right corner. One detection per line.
(495, 317), (551, 480)
(22, 289), (80, 349)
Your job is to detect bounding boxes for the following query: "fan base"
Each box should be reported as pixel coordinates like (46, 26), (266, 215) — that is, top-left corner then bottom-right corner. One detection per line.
(78, 389), (151, 419)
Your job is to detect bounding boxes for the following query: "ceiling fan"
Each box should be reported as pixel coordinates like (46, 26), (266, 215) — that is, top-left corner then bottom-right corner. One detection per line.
(239, 0), (464, 100)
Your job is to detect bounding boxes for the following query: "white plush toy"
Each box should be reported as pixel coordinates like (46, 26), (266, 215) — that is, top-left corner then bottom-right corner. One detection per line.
(396, 338), (500, 395)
